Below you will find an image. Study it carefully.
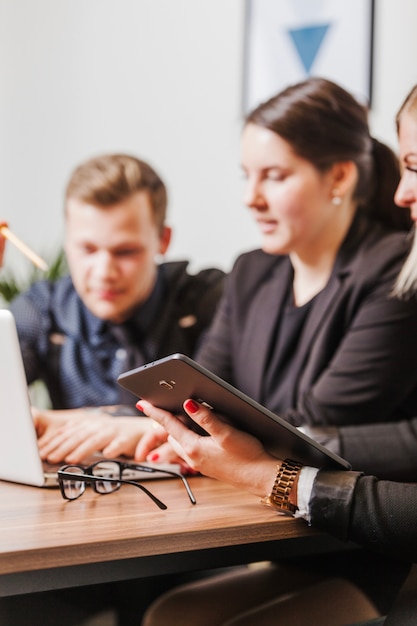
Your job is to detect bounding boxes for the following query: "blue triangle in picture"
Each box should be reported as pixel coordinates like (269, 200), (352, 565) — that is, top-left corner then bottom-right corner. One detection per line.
(288, 24), (330, 74)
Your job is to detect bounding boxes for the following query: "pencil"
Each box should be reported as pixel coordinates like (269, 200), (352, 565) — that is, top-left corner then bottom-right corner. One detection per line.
(0, 225), (49, 272)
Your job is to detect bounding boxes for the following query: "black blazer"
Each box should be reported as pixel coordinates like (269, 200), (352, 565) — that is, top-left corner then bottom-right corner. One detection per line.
(311, 470), (417, 624)
(197, 215), (417, 428)
(338, 417), (417, 479)
(311, 470), (417, 560)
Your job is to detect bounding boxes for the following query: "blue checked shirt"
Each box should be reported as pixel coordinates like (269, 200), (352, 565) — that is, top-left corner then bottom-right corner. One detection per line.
(10, 261), (225, 411)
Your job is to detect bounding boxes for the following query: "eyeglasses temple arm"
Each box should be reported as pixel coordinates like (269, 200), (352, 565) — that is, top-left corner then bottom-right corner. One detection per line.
(126, 464), (197, 505)
(121, 478), (168, 509)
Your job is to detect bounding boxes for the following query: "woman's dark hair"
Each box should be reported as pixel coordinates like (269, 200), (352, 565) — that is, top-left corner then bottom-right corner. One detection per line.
(245, 77), (411, 231)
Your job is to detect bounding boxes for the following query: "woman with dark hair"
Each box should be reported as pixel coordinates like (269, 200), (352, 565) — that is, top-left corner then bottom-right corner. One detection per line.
(194, 77), (416, 434)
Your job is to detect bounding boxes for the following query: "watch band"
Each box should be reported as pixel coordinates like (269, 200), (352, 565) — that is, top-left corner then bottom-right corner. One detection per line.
(261, 459), (303, 515)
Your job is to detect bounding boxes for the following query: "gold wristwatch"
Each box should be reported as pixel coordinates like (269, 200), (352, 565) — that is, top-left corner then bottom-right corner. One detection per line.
(261, 459), (303, 515)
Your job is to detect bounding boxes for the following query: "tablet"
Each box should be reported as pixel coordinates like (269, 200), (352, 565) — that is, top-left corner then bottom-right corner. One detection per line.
(117, 353), (351, 470)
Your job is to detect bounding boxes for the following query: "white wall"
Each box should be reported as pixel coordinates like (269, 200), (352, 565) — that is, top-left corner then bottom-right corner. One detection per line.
(370, 0), (417, 147)
(1, 0), (417, 279)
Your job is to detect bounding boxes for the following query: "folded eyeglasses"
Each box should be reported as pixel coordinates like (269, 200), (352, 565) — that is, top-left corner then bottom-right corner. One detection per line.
(57, 459), (196, 509)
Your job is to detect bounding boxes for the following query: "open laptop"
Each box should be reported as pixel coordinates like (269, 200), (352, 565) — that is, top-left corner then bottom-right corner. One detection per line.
(0, 309), (181, 488)
(0, 308), (56, 486)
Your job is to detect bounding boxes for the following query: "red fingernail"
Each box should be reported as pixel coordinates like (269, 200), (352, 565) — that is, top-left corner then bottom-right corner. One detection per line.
(136, 402), (144, 413)
(150, 453), (159, 462)
(184, 399), (199, 414)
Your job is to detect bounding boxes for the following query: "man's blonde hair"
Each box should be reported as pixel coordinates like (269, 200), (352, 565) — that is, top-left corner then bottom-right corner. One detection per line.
(65, 154), (168, 234)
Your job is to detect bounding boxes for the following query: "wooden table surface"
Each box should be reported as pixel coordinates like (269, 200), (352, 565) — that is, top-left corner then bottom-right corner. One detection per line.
(0, 475), (345, 596)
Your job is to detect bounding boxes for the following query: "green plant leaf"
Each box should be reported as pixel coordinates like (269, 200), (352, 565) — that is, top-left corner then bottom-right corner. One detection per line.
(0, 248), (67, 303)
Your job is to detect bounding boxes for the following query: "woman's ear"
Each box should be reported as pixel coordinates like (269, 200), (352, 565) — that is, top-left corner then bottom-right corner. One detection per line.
(330, 161), (358, 197)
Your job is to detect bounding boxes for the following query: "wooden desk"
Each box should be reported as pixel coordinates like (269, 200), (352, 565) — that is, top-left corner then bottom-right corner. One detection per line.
(0, 476), (346, 597)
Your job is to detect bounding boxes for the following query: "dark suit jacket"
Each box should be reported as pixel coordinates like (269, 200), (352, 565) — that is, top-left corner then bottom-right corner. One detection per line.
(338, 417), (417, 479)
(311, 470), (417, 623)
(197, 214), (417, 430)
(311, 470), (417, 558)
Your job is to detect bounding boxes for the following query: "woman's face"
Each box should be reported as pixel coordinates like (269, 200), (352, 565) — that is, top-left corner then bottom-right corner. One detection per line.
(240, 123), (345, 258)
(395, 111), (417, 222)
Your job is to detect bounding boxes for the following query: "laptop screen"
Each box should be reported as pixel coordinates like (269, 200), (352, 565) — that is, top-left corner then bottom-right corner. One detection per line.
(0, 309), (47, 486)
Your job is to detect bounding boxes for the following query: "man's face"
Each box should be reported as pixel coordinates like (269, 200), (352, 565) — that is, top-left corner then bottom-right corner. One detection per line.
(64, 191), (171, 323)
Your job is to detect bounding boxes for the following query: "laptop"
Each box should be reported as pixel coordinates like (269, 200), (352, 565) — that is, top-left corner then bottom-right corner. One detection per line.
(0, 309), (181, 488)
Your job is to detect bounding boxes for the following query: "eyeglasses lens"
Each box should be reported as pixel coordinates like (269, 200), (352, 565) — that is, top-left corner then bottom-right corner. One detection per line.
(91, 461), (121, 494)
(62, 465), (87, 500)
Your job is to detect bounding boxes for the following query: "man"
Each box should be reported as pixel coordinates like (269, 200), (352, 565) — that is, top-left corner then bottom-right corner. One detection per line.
(8, 153), (225, 464)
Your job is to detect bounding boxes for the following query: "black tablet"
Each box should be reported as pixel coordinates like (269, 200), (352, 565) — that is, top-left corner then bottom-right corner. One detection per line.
(118, 353), (351, 470)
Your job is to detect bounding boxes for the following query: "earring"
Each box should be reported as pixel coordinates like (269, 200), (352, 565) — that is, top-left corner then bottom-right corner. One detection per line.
(332, 195), (342, 206)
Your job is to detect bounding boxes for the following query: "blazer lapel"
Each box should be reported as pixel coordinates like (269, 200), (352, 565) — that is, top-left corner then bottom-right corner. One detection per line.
(293, 219), (362, 392)
(238, 259), (293, 400)
(299, 271), (344, 357)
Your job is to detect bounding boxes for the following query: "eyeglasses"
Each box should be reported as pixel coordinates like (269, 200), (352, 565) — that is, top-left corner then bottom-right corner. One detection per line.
(57, 459), (197, 509)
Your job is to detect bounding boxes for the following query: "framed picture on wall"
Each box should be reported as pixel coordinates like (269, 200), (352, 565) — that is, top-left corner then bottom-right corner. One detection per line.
(243, 0), (375, 113)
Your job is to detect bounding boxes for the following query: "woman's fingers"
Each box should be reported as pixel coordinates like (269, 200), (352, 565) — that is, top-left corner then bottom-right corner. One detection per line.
(137, 401), (198, 441)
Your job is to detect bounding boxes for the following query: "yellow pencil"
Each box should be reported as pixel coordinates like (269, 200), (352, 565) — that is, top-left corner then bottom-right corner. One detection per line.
(0, 225), (49, 272)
